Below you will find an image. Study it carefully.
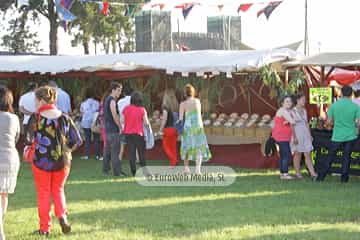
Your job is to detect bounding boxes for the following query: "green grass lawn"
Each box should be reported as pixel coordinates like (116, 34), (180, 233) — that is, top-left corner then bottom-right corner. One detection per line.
(6, 157), (360, 240)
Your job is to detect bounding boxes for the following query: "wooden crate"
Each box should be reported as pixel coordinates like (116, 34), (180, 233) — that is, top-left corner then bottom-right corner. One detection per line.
(212, 126), (224, 135)
(255, 127), (272, 139)
(234, 127), (245, 137)
(223, 127), (234, 136)
(243, 127), (256, 137)
(204, 126), (212, 135)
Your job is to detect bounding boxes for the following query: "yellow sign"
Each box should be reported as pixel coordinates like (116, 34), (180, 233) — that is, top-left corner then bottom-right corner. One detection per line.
(309, 87), (332, 104)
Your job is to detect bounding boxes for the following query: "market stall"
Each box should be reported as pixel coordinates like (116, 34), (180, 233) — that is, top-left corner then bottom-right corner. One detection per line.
(286, 52), (360, 174)
(0, 49), (301, 168)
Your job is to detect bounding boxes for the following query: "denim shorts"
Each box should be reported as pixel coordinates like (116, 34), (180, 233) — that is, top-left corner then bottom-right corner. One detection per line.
(120, 134), (127, 144)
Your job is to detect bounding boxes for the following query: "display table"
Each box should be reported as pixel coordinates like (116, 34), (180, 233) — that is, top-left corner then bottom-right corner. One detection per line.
(311, 129), (360, 175)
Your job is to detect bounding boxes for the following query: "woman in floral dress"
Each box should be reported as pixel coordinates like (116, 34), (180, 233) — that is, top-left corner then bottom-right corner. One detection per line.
(179, 84), (211, 174)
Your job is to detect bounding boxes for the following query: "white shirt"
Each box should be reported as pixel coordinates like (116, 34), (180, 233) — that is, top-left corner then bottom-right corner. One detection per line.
(117, 95), (131, 130)
(18, 91), (36, 124)
(56, 88), (71, 114)
(80, 98), (100, 129)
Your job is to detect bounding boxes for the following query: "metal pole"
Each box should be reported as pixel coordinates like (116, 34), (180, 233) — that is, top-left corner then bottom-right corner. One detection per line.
(228, 16), (231, 50)
(304, 0), (309, 55)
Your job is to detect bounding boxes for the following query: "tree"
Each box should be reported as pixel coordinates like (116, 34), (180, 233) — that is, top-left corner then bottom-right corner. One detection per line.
(1, 7), (41, 54)
(69, 2), (137, 55)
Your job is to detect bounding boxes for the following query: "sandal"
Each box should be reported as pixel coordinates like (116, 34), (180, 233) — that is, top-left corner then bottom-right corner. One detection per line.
(295, 173), (303, 179)
(280, 174), (294, 180)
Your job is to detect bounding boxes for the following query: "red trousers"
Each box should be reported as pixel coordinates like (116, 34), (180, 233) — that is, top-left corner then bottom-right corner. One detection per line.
(32, 165), (70, 232)
(162, 128), (179, 166)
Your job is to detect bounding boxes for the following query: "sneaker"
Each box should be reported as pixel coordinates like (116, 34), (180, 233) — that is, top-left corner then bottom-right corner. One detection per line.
(98, 156), (103, 161)
(59, 217), (71, 234)
(280, 174), (294, 180)
(80, 156), (89, 160)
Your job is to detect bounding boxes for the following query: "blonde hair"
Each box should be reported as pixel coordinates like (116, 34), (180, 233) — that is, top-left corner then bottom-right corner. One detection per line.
(184, 84), (195, 98)
(162, 89), (179, 112)
(35, 86), (57, 104)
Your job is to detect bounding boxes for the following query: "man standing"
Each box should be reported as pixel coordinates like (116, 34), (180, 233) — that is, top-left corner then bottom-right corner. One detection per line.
(19, 82), (37, 132)
(48, 80), (72, 114)
(103, 82), (125, 176)
(316, 86), (360, 183)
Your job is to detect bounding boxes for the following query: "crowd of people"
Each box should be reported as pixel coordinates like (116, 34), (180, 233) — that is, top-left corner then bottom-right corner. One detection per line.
(0, 79), (359, 239)
(0, 81), (212, 238)
(272, 85), (360, 182)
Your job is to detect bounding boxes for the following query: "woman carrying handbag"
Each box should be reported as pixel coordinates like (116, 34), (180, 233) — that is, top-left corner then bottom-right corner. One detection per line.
(24, 86), (82, 236)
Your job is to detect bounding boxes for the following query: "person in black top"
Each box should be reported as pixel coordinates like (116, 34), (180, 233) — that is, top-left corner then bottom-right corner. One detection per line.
(103, 82), (126, 176)
(159, 89), (179, 168)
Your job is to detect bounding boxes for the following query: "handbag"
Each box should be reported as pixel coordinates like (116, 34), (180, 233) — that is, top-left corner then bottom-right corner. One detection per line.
(23, 141), (37, 163)
(144, 124), (154, 150)
(174, 119), (184, 135)
(23, 114), (40, 163)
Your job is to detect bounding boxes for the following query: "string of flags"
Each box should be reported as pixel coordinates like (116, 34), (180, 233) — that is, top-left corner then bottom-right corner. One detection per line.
(16, 0), (284, 24)
(147, 1), (283, 20)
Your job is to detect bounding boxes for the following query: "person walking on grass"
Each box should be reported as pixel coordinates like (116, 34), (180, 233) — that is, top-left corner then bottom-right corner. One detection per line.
(123, 91), (150, 176)
(103, 82), (126, 176)
(80, 88), (100, 160)
(316, 86), (360, 183)
(159, 89), (180, 168)
(179, 84), (211, 174)
(272, 96), (297, 180)
(25, 86), (82, 236)
(291, 93), (317, 179)
(0, 86), (21, 240)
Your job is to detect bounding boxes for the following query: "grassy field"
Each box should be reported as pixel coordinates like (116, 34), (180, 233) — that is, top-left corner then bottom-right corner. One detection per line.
(6, 157), (360, 240)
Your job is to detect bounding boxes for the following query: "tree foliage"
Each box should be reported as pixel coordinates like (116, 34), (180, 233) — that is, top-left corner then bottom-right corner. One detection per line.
(69, 2), (137, 54)
(1, 7), (41, 54)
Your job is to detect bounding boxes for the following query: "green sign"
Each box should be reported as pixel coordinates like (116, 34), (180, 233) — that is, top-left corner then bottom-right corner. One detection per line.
(309, 87), (332, 104)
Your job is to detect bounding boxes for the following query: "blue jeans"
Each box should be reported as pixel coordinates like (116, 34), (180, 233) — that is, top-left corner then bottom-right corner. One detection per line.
(83, 128), (101, 157)
(103, 133), (121, 176)
(277, 141), (291, 174)
(317, 139), (356, 182)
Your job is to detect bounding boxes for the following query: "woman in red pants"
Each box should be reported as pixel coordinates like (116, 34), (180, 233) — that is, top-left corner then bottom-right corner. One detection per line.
(24, 86), (82, 236)
(160, 89), (179, 168)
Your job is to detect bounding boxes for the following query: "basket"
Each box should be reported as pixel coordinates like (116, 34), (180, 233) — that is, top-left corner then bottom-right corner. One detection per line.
(255, 127), (272, 140)
(243, 126), (256, 137)
(234, 127), (245, 137)
(212, 126), (224, 136)
(223, 127), (234, 136)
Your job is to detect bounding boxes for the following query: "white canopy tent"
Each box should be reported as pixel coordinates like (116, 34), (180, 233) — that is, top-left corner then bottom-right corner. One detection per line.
(0, 49), (300, 77)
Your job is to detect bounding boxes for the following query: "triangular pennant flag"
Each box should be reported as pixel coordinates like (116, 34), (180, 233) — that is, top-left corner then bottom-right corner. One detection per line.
(125, 4), (137, 17)
(102, 1), (109, 16)
(217, 4), (224, 12)
(237, 3), (253, 13)
(257, 1), (282, 19)
(151, 3), (165, 10)
(182, 3), (194, 19)
(55, 3), (77, 22)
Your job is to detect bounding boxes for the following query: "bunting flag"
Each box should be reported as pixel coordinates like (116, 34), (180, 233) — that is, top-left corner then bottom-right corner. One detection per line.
(217, 4), (224, 12)
(124, 4), (137, 17)
(257, 1), (282, 19)
(55, 2), (77, 22)
(102, 1), (109, 15)
(237, 3), (253, 13)
(151, 3), (165, 10)
(175, 3), (197, 19)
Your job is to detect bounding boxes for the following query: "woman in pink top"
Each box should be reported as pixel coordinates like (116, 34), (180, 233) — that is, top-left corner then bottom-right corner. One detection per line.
(272, 96), (297, 180)
(123, 91), (150, 176)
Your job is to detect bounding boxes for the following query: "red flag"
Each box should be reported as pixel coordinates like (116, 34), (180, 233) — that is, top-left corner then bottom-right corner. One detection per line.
(151, 3), (165, 10)
(237, 3), (253, 13)
(102, 1), (109, 16)
(257, 1), (282, 19)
